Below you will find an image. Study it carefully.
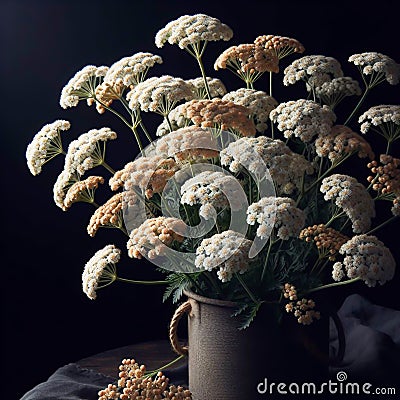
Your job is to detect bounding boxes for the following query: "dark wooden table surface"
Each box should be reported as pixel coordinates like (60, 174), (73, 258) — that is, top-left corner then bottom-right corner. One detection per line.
(76, 340), (187, 378)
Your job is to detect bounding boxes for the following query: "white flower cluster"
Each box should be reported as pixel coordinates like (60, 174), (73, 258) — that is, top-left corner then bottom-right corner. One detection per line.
(155, 14), (233, 49)
(186, 77), (227, 99)
(220, 136), (313, 194)
(126, 75), (193, 113)
(269, 99), (336, 142)
(358, 105), (400, 133)
(195, 230), (252, 282)
(315, 77), (361, 106)
(26, 120), (70, 176)
(348, 52), (400, 85)
(247, 197), (305, 240)
(156, 104), (191, 136)
(320, 174), (375, 233)
(155, 126), (219, 164)
(283, 55), (343, 89)
(60, 65), (108, 109)
(332, 235), (395, 287)
(53, 127), (117, 209)
(181, 171), (246, 220)
(104, 52), (163, 88)
(222, 89), (278, 132)
(82, 244), (120, 300)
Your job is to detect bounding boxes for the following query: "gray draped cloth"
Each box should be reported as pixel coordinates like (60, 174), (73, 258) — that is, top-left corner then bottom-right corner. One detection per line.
(21, 294), (400, 399)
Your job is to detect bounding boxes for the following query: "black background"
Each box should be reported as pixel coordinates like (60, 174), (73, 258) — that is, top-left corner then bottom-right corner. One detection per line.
(2, 0), (399, 398)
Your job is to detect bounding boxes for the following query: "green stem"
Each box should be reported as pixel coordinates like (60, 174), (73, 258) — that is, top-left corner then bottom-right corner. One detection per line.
(101, 161), (115, 174)
(261, 237), (273, 283)
(344, 87), (369, 126)
(366, 216), (398, 236)
(116, 277), (168, 285)
(307, 277), (361, 294)
(235, 273), (258, 304)
(195, 55), (211, 100)
(269, 71), (273, 97)
(145, 354), (185, 378)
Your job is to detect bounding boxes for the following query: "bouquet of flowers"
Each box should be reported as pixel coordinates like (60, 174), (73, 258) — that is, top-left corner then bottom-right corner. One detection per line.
(26, 13), (399, 399)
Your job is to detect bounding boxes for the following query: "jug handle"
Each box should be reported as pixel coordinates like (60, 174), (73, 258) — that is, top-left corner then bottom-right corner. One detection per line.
(169, 300), (191, 356)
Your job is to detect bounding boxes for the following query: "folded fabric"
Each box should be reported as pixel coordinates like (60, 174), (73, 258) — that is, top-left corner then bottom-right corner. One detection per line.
(329, 294), (400, 385)
(20, 363), (113, 400)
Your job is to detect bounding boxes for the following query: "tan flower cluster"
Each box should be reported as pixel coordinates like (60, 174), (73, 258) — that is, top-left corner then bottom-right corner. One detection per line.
(283, 283), (298, 301)
(214, 43), (279, 84)
(285, 297), (321, 325)
(98, 358), (192, 400)
(220, 136), (313, 195)
(254, 35), (305, 59)
(155, 14), (233, 49)
(155, 126), (219, 164)
(186, 77), (227, 99)
(367, 154), (400, 216)
(332, 234), (395, 287)
(315, 125), (374, 164)
(26, 119), (70, 176)
(270, 99), (336, 142)
(358, 105), (400, 135)
(60, 65), (108, 109)
(64, 176), (104, 210)
(126, 75), (193, 114)
(180, 98), (256, 137)
(127, 217), (186, 260)
(87, 193), (124, 237)
(222, 89), (278, 132)
(320, 174), (375, 233)
(110, 156), (179, 199)
(82, 244), (120, 300)
(283, 55), (343, 90)
(348, 52), (400, 85)
(299, 224), (349, 261)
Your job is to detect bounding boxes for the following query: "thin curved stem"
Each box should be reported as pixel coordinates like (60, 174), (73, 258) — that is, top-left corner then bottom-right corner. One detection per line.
(344, 87), (369, 126)
(307, 277), (361, 294)
(145, 354), (186, 378)
(116, 277), (168, 285)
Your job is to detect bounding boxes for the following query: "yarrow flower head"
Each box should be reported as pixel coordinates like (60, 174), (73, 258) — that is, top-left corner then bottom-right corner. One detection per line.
(283, 55), (343, 91)
(126, 75), (193, 116)
(358, 105), (400, 143)
(320, 174), (375, 233)
(332, 235), (395, 287)
(284, 293), (321, 325)
(181, 171), (247, 219)
(26, 120), (70, 175)
(247, 197), (305, 240)
(155, 14), (233, 49)
(315, 77), (362, 109)
(222, 89), (278, 132)
(299, 224), (349, 261)
(127, 217), (186, 260)
(155, 126), (219, 164)
(82, 244), (120, 300)
(348, 52), (400, 86)
(195, 230), (253, 282)
(98, 359), (192, 400)
(60, 65), (108, 109)
(64, 176), (104, 211)
(270, 99), (336, 142)
(220, 136), (313, 194)
(186, 77), (227, 99)
(87, 193), (124, 237)
(53, 127), (117, 209)
(315, 125), (374, 164)
(180, 98), (256, 137)
(254, 34), (305, 59)
(109, 156), (179, 199)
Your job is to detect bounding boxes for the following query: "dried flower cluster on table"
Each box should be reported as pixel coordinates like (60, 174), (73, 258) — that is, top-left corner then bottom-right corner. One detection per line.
(26, 13), (399, 398)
